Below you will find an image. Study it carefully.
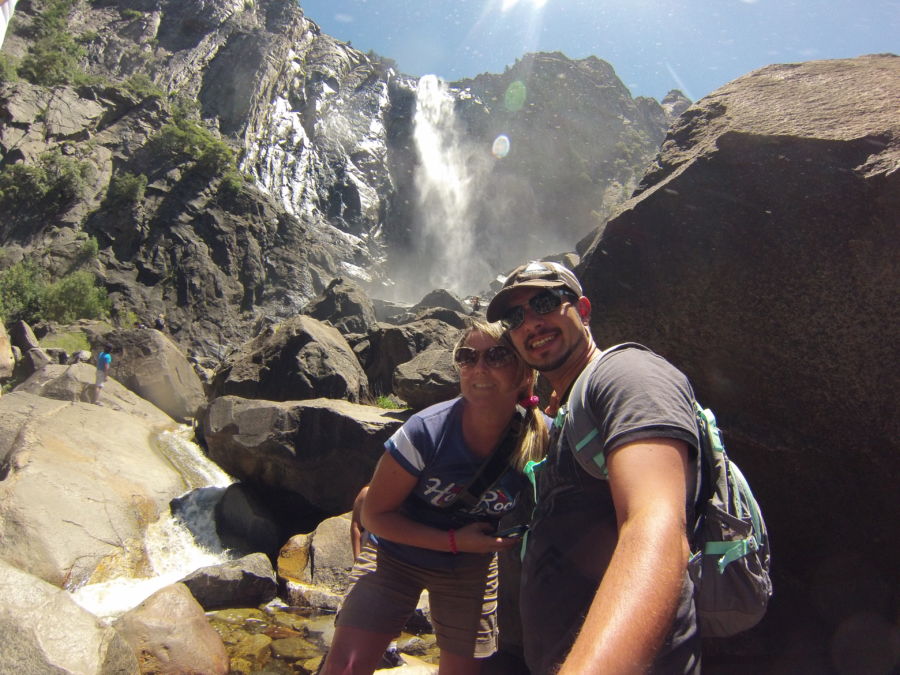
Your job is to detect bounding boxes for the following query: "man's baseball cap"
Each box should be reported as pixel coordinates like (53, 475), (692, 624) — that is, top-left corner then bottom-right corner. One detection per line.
(486, 261), (583, 322)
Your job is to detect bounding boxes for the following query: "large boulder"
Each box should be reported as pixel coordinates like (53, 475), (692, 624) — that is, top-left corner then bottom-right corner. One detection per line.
(0, 559), (139, 674)
(14, 362), (175, 425)
(278, 514), (354, 611)
(199, 396), (405, 517)
(393, 347), (459, 410)
(209, 315), (371, 404)
(0, 392), (185, 588)
(303, 277), (379, 336)
(114, 583), (229, 675)
(0, 322), (13, 379)
(363, 318), (462, 395)
(578, 55), (899, 667)
(179, 552), (277, 610)
(100, 329), (207, 423)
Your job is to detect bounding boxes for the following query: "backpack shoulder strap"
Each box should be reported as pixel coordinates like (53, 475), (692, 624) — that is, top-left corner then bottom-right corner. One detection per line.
(562, 342), (653, 480)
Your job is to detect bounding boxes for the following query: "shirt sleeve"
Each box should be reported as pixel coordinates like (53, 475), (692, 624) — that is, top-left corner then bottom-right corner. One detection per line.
(386, 415), (429, 477)
(587, 348), (699, 456)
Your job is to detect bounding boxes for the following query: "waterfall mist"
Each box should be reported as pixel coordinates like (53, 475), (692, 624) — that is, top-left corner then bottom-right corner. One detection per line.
(396, 75), (495, 301)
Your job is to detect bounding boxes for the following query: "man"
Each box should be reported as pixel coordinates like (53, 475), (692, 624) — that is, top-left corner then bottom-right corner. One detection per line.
(486, 261), (700, 674)
(93, 344), (112, 405)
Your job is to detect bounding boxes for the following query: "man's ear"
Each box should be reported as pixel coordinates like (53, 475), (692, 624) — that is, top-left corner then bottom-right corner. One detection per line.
(577, 297), (591, 321)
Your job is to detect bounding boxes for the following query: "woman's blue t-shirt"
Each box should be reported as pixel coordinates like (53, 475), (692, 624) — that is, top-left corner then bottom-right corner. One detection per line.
(376, 397), (527, 569)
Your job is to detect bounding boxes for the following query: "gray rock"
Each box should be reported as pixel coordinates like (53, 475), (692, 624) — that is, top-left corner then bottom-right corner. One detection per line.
(210, 315), (371, 404)
(393, 347), (459, 411)
(13, 347), (52, 380)
(214, 483), (284, 559)
(0, 559), (139, 675)
(180, 552), (277, 610)
(304, 277), (379, 336)
(13, 362), (175, 424)
(0, 391), (183, 588)
(0, 322), (13, 379)
(7, 320), (40, 353)
(100, 329), (207, 422)
(199, 395), (404, 516)
(363, 318), (462, 396)
(577, 54), (900, 661)
(412, 289), (468, 315)
(115, 583), (229, 675)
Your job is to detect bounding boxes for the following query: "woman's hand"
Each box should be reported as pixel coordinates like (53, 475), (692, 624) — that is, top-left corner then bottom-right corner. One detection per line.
(453, 521), (519, 553)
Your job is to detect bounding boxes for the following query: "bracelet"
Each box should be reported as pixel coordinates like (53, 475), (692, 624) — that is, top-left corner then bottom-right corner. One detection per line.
(448, 529), (458, 555)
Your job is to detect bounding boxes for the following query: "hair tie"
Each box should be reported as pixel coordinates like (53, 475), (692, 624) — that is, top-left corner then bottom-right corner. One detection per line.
(518, 395), (540, 408)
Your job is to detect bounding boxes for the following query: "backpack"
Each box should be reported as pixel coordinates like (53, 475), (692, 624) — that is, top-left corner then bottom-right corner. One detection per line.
(561, 342), (772, 637)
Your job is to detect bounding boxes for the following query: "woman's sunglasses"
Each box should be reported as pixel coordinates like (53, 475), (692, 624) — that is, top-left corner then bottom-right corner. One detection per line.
(454, 345), (516, 369)
(501, 288), (578, 330)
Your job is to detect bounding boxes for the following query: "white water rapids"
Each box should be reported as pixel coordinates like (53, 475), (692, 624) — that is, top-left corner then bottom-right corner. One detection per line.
(70, 427), (234, 620)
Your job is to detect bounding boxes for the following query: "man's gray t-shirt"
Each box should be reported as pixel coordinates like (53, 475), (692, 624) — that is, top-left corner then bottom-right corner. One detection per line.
(520, 347), (701, 675)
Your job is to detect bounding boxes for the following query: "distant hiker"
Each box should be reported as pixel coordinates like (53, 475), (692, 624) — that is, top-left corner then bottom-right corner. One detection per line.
(487, 261), (702, 674)
(154, 313), (166, 331)
(471, 296), (481, 314)
(92, 344), (112, 405)
(321, 320), (547, 675)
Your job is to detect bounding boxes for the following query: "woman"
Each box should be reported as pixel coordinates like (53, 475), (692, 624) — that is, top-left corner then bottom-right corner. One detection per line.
(321, 321), (547, 675)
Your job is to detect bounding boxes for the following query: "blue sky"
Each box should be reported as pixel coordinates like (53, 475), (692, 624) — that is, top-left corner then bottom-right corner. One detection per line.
(299, 0), (898, 102)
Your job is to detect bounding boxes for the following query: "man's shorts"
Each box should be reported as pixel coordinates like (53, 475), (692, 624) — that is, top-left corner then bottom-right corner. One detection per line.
(95, 370), (108, 388)
(335, 542), (498, 658)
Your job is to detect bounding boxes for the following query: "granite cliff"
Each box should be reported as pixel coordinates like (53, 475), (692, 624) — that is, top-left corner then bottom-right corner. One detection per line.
(0, 0), (680, 356)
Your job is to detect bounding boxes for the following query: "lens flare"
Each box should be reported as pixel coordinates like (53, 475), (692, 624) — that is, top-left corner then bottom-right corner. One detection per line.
(492, 134), (511, 158)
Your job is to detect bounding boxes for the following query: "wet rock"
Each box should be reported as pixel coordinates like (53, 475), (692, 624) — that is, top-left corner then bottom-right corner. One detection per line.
(0, 392), (182, 587)
(0, 559), (139, 674)
(180, 552), (278, 610)
(115, 583), (229, 675)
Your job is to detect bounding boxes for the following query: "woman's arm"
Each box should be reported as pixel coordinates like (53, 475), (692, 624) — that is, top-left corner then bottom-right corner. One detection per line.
(362, 452), (516, 554)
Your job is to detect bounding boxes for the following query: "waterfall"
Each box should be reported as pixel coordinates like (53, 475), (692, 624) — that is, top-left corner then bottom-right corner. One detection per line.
(70, 427), (234, 620)
(412, 75), (493, 297)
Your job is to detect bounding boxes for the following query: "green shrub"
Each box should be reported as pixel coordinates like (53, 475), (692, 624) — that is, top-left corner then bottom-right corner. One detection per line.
(19, 32), (86, 87)
(0, 149), (94, 213)
(122, 73), (165, 100)
(151, 117), (235, 177)
(106, 172), (148, 206)
(40, 330), (90, 353)
(120, 8), (143, 20)
(0, 54), (18, 85)
(41, 270), (110, 323)
(0, 260), (44, 323)
(375, 395), (405, 410)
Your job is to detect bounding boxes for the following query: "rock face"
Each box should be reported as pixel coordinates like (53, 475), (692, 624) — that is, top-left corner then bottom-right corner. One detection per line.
(0, 322), (13, 379)
(0, 559), (139, 675)
(98, 328), (207, 421)
(115, 583), (229, 675)
(0, 391), (184, 588)
(209, 315), (371, 403)
(1, 0), (678, 355)
(577, 55), (899, 666)
(199, 395), (405, 517)
(179, 552), (277, 610)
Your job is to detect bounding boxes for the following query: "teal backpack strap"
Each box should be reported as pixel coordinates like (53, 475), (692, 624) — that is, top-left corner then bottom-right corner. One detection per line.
(563, 343), (654, 480)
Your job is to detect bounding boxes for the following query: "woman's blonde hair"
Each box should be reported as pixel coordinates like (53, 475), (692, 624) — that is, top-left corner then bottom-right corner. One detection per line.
(454, 320), (548, 471)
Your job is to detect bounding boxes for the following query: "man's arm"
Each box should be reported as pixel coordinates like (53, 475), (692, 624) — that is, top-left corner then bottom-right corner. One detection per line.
(559, 437), (691, 675)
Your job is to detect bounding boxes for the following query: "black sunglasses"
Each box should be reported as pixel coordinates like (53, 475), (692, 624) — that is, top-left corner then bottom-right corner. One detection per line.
(501, 288), (578, 330)
(454, 345), (517, 369)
